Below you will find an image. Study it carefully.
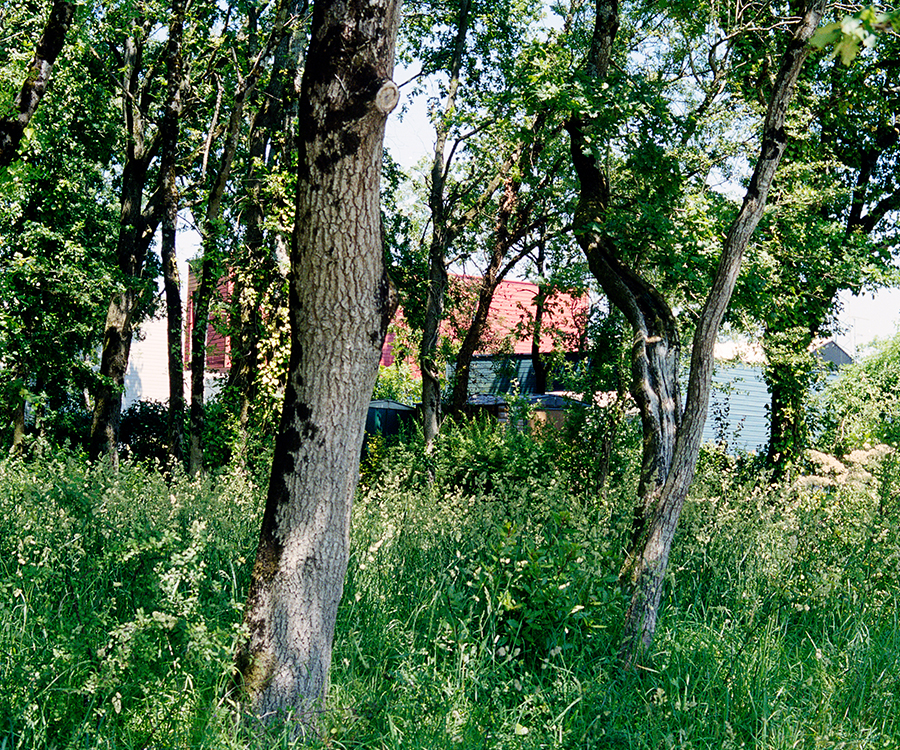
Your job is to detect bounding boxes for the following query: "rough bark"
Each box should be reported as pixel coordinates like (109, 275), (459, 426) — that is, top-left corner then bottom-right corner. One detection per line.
(419, 0), (471, 450)
(0, 0), (75, 168)
(234, 0), (400, 732)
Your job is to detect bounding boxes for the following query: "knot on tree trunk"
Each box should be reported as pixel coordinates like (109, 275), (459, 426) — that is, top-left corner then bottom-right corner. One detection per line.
(374, 81), (399, 114)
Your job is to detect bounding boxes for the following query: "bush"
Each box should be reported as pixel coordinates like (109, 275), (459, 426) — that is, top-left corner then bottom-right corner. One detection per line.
(818, 331), (900, 453)
(119, 399), (170, 464)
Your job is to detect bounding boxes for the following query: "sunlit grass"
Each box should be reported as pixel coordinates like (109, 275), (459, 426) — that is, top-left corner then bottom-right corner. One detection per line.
(2, 424), (899, 748)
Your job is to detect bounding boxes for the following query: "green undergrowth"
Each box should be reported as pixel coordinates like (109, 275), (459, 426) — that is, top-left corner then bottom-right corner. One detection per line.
(3, 422), (900, 748)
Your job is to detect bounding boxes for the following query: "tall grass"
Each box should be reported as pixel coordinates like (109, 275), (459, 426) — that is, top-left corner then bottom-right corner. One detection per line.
(3, 422), (899, 748)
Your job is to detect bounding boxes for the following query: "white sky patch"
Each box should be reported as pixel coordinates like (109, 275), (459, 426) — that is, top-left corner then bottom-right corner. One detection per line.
(836, 288), (900, 356)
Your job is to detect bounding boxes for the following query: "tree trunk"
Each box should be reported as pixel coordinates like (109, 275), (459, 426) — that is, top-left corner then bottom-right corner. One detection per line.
(188, 258), (215, 474)
(9, 362), (27, 454)
(0, 0), (74, 167)
(616, 0), (827, 666)
(89, 29), (162, 464)
(763, 325), (814, 480)
(188, 56), (263, 474)
(566, 0), (826, 666)
(234, 0), (400, 732)
(531, 243), (549, 395)
(448, 174), (534, 414)
(419, 0), (470, 450)
(228, 0), (306, 458)
(160, 0), (185, 467)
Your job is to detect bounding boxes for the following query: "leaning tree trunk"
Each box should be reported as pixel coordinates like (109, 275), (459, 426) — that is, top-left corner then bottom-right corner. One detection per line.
(566, 0), (826, 666)
(616, 0), (827, 665)
(234, 0), (400, 733)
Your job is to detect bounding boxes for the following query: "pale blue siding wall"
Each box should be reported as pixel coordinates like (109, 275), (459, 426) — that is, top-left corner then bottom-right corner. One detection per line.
(702, 362), (770, 454)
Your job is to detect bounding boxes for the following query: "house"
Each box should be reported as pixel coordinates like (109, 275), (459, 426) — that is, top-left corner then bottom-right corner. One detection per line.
(125, 270), (589, 408)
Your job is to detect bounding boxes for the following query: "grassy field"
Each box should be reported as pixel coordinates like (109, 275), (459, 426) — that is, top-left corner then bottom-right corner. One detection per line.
(3, 420), (899, 748)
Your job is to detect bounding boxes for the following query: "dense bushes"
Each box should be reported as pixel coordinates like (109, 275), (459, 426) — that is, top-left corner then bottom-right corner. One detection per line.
(3, 415), (900, 747)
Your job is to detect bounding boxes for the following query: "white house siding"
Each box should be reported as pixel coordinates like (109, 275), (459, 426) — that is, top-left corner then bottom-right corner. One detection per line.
(123, 315), (170, 408)
(123, 314), (224, 409)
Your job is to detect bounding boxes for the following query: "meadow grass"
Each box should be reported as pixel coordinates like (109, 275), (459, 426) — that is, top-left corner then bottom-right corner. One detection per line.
(2, 423), (899, 748)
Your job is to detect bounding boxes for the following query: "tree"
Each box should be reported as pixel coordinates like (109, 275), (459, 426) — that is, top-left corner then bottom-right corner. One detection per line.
(88, 5), (169, 463)
(224, 0), (308, 463)
(405, 0), (542, 448)
(234, 0), (400, 731)
(0, 1), (119, 451)
(158, 0), (186, 465)
(565, 0), (827, 664)
(0, 0), (75, 168)
(734, 25), (900, 477)
(185, 4), (292, 474)
(820, 330), (900, 452)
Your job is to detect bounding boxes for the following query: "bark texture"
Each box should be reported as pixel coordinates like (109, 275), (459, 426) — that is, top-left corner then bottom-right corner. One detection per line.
(234, 0), (400, 731)
(0, 0), (75, 168)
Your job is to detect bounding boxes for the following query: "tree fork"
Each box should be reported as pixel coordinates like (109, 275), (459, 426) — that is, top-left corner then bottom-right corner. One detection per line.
(617, 0), (828, 666)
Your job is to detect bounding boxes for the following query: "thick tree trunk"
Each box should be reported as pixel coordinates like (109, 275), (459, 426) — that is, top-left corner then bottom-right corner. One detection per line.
(234, 0), (400, 732)
(0, 0), (74, 167)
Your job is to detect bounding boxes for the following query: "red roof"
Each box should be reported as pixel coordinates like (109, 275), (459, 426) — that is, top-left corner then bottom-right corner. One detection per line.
(380, 276), (587, 365)
(186, 269), (587, 373)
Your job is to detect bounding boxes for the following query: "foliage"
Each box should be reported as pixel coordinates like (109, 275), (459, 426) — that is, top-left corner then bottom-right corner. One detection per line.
(0, 7), (120, 435)
(818, 331), (900, 453)
(812, 6), (900, 64)
(372, 361), (420, 405)
(119, 397), (239, 471)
